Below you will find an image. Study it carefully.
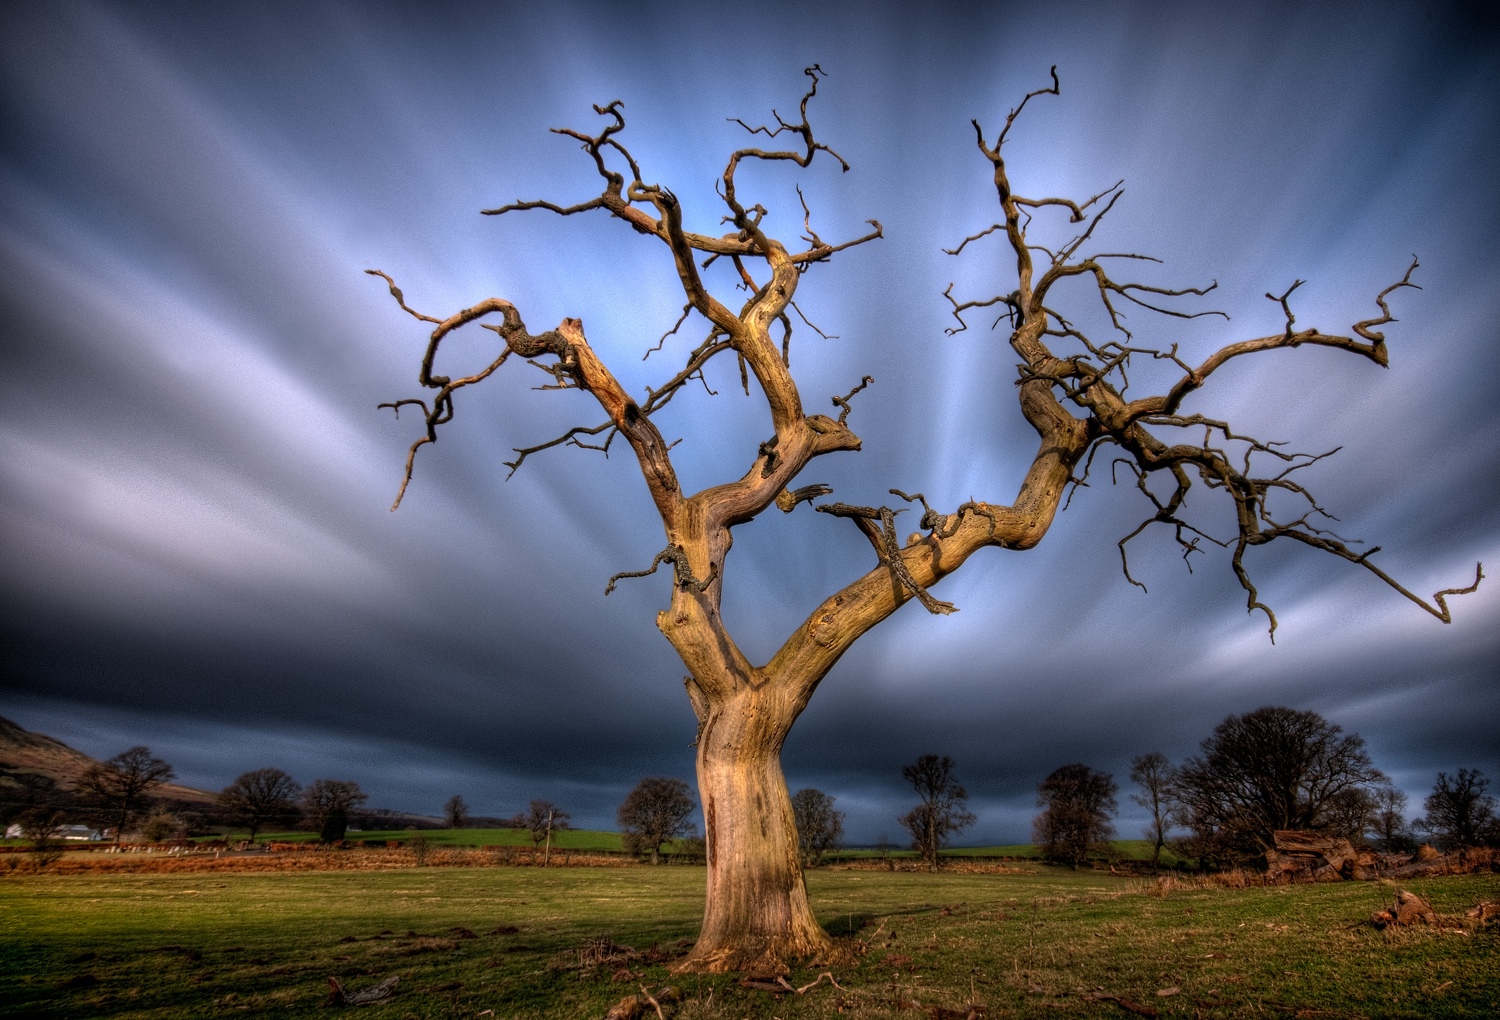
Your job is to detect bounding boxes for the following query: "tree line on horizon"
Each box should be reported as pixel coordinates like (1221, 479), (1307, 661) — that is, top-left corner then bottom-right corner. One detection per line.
(1028, 706), (1499, 870)
(758, 705), (1499, 874)
(780, 705), (1497, 873)
(433, 704), (1498, 874)
(1, 752), (391, 847)
(6, 705), (1494, 870)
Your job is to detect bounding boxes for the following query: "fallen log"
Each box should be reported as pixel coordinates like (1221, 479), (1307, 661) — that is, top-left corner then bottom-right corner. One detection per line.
(325, 974), (399, 1006)
(601, 985), (678, 1019)
(1369, 889), (1437, 929)
(1466, 900), (1500, 928)
(1084, 992), (1159, 1017)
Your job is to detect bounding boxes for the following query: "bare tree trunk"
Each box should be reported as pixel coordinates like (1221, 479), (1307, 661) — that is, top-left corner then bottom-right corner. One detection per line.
(543, 808), (552, 868)
(678, 686), (833, 975)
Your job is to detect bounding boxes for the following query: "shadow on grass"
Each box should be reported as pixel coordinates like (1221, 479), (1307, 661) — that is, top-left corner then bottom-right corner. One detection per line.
(820, 901), (960, 939)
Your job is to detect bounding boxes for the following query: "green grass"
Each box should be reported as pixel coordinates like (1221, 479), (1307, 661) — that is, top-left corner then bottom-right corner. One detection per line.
(134, 834), (1172, 863)
(204, 828), (630, 851)
(944, 843), (1043, 858)
(3, 864), (1496, 1018)
(831, 839), (1182, 864)
(949, 840), (1188, 864)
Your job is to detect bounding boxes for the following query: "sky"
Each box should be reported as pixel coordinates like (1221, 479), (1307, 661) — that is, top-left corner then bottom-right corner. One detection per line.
(2, 1), (1497, 845)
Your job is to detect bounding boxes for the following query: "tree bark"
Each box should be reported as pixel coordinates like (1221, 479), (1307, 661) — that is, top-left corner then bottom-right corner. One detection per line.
(678, 685), (834, 975)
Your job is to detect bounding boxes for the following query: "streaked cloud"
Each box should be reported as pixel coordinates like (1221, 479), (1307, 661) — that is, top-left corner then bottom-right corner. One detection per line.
(2, 1), (1496, 843)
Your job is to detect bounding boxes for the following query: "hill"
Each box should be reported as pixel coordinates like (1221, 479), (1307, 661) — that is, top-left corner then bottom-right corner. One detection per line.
(0, 714), (218, 807)
(0, 716), (445, 830)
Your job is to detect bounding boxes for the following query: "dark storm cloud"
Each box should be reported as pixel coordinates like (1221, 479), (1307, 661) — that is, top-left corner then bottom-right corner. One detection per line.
(2, 1), (1497, 842)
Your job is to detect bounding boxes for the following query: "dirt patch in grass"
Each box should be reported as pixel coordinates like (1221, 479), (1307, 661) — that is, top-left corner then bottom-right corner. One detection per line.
(369, 935), (459, 956)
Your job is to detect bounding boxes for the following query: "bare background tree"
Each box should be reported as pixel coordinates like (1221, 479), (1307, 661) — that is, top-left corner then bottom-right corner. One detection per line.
(371, 68), (1479, 972)
(1033, 763), (1118, 869)
(1368, 785), (1414, 853)
(898, 754), (976, 872)
(219, 768), (302, 843)
(1323, 786), (1382, 846)
(1129, 752), (1176, 872)
(790, 787), (844, 867)
(443, 794), (469, 829)
(523, 799), (569, 855)
(1, 771), (68, 843)
(1172, 707), (1385, 862)
(618, 777), (695, 865)
(15, 806), (65, 868)
(140, 809), (185, 843)
(1418, 769), (1497, 850)
(300, 779), (367, 844)
(81, 746), (173, 844)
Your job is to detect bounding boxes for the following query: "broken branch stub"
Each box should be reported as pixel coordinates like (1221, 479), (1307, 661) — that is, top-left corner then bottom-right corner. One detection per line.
(325, 974), (399, 1007)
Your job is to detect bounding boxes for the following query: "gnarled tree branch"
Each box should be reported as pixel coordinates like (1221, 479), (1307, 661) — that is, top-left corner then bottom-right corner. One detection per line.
(938, 70), (1479, 640)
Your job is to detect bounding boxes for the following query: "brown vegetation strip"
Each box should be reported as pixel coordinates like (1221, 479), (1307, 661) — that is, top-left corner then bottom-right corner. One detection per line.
(7, 847), (635, 875)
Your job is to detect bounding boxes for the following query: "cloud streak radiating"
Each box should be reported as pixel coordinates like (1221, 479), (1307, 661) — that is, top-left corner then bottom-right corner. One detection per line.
(2, 1), (1497, 843)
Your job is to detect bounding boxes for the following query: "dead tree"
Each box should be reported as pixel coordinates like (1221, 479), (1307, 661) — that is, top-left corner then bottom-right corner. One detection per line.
(1034, 763), (1117, 869)
(369, 68), (1480, 974)
(898, 754), (975, 872)
(81, 746), (174, 844)
(1129, 752), (1176, 873)
(619, 777), (695, 865)
(219, 768), (302, 843)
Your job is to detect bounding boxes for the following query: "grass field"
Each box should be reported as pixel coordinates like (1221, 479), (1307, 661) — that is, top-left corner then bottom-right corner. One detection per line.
(173, 832), (1176, 864)
(3, 863), (1496, 1018)
(186, 828), (631, 850)
(850, 842), (1181, 864)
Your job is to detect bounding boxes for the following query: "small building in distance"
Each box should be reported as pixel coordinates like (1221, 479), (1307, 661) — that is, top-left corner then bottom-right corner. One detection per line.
(4, 823), (106, 841)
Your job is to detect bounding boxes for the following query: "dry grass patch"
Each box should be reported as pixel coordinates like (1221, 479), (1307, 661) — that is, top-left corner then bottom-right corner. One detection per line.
(2, 865), (1497, 1017)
